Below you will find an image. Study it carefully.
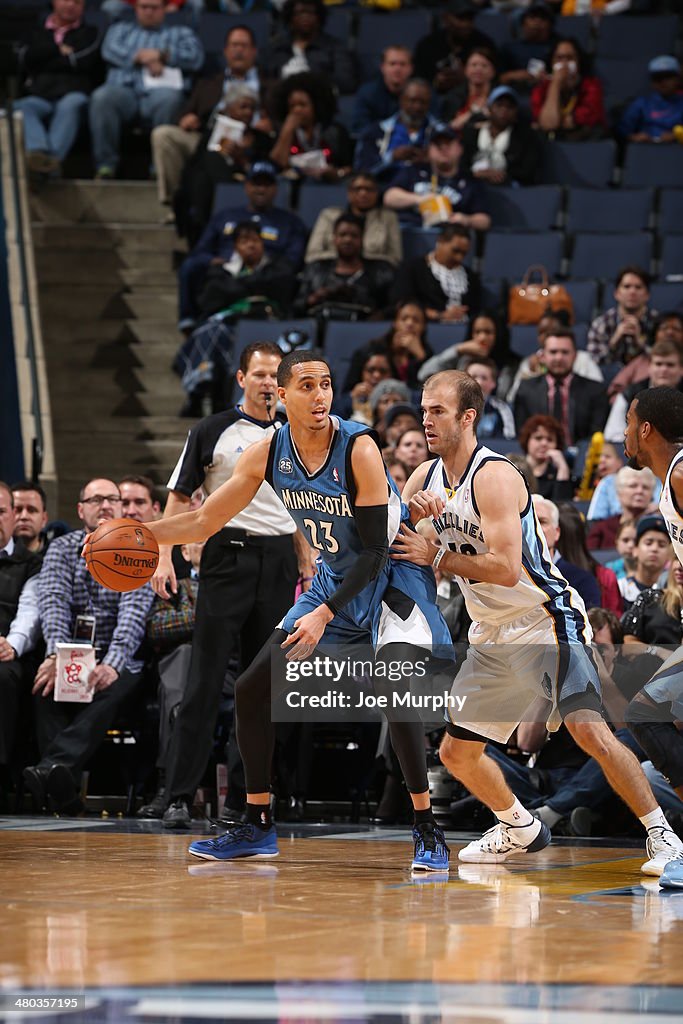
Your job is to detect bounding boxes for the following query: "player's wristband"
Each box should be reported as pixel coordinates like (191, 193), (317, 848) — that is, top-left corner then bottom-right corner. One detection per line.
(432, 547), (447, 571)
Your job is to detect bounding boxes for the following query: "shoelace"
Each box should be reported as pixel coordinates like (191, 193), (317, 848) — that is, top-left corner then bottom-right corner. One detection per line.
(207, 824), (257, 848)
(647, 825), (683, 858)
(479, 823), (518, 854)
(414, 824), (446, 855)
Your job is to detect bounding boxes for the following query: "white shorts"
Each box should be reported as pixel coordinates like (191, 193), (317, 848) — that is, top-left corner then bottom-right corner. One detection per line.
(446, 605), (600, 743)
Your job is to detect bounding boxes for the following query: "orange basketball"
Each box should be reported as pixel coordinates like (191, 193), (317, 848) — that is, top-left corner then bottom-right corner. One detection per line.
(84, 518), (159, 592)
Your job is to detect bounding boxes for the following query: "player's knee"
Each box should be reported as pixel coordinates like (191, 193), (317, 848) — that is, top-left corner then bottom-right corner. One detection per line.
(439, 733), (481, 776)
(624, 694), (657, 731)
(565, 718), (612, 761)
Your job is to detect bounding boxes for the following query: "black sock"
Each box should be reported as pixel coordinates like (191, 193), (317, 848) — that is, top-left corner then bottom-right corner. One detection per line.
(245, 801), (272, 830)
(414, 806), (436, 827)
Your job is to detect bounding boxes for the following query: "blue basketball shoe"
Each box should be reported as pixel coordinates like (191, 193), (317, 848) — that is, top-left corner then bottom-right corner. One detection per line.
(188, 823), (279, 861)
(659, 858), (683, 889)
(411, 822), (450, 871)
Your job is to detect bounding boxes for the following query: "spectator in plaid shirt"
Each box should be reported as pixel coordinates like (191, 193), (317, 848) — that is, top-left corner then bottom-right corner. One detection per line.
(23, 478), (155, 816)
(587, 266), (658, 368)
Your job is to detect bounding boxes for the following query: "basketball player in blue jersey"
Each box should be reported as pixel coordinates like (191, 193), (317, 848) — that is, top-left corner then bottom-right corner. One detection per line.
(623, 386), (683, 888)
(391, 370), (683, 872)
(145, 350), (453, 870)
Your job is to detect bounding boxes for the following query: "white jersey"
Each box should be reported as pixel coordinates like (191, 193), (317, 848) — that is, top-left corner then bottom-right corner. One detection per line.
(659, 448), (683, 565)
(426, 444), (589, 635)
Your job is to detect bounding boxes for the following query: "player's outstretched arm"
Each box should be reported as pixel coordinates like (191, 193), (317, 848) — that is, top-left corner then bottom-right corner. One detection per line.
(438, 462), (524, 586)
(148, 440), (270, 547)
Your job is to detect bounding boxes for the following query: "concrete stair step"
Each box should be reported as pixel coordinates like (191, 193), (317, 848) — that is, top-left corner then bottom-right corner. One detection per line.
(41, 319), (180, 344)
(31, 223), (182, 253)
(51, 390), (182, 417)
(49, 370), (181, 397)
(35, 249), (174, 278)
(39, 286), (177, 321)
(30, 180), (160, 225)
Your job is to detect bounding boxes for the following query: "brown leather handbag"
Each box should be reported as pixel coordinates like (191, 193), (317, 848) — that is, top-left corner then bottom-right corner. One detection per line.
(508, 265), (574, 325)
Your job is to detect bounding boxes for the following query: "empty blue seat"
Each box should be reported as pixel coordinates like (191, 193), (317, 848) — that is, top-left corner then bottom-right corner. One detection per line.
(595, 58), (649, 109)
(336, 94), (356, 135)
(564, 280), (599, 323)
(481, 277), (503, 311)
(659, 190), (683, 234)
(595, 15), (679, 60)
(425, 322), (469, 353)
(509, 324), (539, 359)
(480, 185), (562, 232)
(324, 320), (392, 388)
(324, 7), (353, 44)
(356, 11), (433, 79)
(574, 323), (588, 350)
(473, 12), (512, 49)
(623, 145), (683, 189)
(660, 237), (683, 281)
(650, 281), (683, 310)
(297, 184), (347, 230)
(481, 232), (564, 281)
(231, 319), (319, 396)
(565, 188), (654, 234)
(486, 438), (523, 457)
(556, 15), (592, 52)
(197, 11), (270, 54)
(570, 233), (653, 280)
(213, 179), (291, 215)
(540, 140), (616, 189)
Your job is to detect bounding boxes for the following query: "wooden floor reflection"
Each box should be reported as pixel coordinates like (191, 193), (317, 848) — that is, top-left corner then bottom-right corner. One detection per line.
(1, 831), (683, 993)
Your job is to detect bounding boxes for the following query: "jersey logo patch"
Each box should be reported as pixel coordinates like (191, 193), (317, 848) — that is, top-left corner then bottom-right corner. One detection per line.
(332, 467), (340, 483)
(279, 458), (293, 474)
(235, 446), (243, 453)
(445, 487), (457, 500)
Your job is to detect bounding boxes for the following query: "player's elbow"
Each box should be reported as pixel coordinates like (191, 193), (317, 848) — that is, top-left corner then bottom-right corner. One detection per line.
(499, 560), (521, 588)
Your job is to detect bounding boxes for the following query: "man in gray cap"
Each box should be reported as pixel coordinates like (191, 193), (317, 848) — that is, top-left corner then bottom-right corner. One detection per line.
(619, 56), (683, 143)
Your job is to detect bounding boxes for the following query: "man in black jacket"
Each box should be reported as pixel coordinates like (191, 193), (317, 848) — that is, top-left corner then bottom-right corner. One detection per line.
(198, 221), (295, 319)
(15, 0), (101, 178)
(514, 329), (609, 444)
(0, 483), (42, 796)
(389, 222), (480, 324)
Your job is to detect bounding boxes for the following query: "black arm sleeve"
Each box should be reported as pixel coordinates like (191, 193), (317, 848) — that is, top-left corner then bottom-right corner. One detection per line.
(324, 504), (388, 617)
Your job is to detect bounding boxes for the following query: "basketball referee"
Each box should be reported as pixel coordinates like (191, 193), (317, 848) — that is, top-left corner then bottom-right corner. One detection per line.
(152, 342), (313, 828)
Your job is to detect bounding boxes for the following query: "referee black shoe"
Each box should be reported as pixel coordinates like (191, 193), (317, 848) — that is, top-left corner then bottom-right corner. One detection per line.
(162, 799), (192, 829)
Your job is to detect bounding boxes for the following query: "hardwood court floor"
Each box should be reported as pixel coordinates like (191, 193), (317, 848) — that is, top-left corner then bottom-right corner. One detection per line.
(2, 826), (683, 1004)
(1, 827), (683, 1019)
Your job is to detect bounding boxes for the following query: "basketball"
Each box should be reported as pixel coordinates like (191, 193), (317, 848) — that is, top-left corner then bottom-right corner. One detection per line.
(84, 517), (159, 592)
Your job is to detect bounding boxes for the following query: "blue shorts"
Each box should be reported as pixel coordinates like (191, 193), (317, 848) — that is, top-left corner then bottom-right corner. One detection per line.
(280, 558), (453, 655)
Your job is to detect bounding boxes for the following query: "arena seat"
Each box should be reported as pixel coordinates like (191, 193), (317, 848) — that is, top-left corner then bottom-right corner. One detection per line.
(570, 233), (653, 281)
(565, 188), (654, 234)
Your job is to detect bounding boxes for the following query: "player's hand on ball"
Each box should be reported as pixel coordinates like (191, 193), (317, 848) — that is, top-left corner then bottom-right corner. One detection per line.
(281, 606), (333, 661)
(391, 523), (439, 567)
(408, 490), (444, 525)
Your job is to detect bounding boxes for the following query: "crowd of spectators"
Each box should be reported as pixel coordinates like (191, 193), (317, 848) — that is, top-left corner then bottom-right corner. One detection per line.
(4, 0), (683, 834)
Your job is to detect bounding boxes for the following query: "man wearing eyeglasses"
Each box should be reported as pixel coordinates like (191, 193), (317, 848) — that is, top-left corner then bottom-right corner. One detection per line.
(23, 477), (155, 816)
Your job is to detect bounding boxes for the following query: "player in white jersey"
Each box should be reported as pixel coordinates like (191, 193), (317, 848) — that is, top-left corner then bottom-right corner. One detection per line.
(392, 370), (683, 870)
(623, 386), (683, 887)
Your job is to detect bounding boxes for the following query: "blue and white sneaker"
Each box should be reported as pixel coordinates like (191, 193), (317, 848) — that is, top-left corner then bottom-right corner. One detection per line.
(458, 819), (551, 863)
(659, 858), (683, 889)
(188, 823), (279, 862)
(411, 822), (450, 871)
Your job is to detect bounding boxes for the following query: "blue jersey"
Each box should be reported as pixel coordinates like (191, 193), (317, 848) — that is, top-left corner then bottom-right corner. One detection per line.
(266, 416), (403, 578)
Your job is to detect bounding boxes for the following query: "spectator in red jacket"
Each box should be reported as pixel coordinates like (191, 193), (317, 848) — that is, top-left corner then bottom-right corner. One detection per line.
(531, 38), (607, 140)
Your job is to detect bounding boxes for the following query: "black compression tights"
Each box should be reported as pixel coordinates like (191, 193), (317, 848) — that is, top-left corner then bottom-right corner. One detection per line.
(626, 693), (683, 790)
(234, 631), (429, 795)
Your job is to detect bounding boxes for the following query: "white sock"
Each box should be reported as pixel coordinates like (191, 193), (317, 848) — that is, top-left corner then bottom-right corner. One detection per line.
(640, 807), (671, 832)
(535, 805), (562, 828)
(494, 797), (535, 830)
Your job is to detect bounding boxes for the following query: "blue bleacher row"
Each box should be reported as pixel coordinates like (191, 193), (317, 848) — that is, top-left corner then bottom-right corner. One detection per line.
(6, 3), (680, 102)
(213, 175), (683, 302)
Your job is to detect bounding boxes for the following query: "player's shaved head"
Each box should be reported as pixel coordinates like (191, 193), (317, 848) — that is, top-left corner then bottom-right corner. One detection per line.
(423, 369), (484, 429)
(277, 349), (331, 387)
